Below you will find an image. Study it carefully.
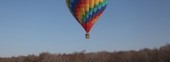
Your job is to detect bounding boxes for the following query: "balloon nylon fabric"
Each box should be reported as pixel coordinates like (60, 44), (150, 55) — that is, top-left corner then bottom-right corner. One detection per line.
(66, 0), (108, 33)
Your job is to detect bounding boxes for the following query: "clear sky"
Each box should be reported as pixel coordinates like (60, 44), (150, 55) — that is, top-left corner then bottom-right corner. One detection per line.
(0, 0), (170, 57)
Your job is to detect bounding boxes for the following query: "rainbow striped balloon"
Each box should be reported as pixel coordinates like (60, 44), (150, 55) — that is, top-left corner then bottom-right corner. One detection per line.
(66, 0), (108, 39)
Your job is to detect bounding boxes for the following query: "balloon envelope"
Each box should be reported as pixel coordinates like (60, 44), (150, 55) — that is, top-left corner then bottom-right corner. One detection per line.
(66, 0), (108, 38)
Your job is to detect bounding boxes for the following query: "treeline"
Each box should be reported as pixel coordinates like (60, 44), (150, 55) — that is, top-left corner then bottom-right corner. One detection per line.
(0, 44), (170, 62)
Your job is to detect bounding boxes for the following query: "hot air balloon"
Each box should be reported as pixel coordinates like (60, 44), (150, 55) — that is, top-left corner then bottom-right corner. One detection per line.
(66, 0), (108, 39)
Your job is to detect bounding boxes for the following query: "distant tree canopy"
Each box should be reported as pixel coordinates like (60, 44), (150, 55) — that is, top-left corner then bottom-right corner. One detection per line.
(0, 44), (170, 62)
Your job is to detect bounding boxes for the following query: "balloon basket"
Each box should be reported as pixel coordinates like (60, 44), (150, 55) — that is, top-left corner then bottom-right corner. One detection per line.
(85, 33), (90, 39)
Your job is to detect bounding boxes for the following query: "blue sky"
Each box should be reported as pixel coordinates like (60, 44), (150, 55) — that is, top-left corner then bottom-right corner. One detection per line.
(0, 0), (170, 57)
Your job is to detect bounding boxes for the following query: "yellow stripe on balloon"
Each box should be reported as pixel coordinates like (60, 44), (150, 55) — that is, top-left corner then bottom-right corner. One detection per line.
(99, 0), (104, 3)
(90, 0), (94, 8)
(78, 11), (83, 23)
(80, 6), (85, 16)
(85, 0), (89, 12)
(77, 15), (82, 23)
(95, 0), (100, 5)
(85, 4), (89, 12)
